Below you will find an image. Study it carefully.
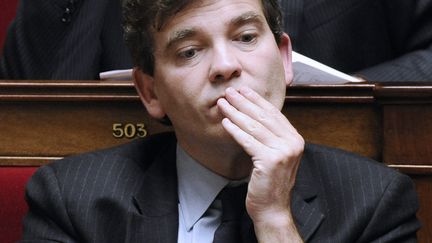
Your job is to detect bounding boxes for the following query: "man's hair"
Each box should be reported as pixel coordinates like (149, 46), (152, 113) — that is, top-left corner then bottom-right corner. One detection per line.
(123, 0), (283, 75)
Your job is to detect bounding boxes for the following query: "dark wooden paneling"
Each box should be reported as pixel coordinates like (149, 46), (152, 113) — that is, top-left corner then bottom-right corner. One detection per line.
(375, 83), (432, 167)
(285, 104), (381, 160)
(412, 175), (432, 242)
(0, 101), (171, 165)
(382, 105), (432, 165)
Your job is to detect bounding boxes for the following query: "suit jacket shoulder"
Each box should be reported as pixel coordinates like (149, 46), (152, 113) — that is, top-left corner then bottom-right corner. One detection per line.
(21, 132), (177, 242)
(294, 143), (420, 242)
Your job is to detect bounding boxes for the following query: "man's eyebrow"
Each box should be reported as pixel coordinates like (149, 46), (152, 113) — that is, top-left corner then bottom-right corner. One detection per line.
(229, 11), (265, 29)
(164, 12), (264, 51)
(166, 28), (198, 51)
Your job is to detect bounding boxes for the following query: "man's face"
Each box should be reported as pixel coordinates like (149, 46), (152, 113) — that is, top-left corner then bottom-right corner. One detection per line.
(134, 0), (292, 146)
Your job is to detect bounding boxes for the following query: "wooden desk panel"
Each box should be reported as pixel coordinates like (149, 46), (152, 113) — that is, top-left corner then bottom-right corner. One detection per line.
(0, 101), (381, 165)
(383, 105), (432, 165)
(0, 82), (382, 165)
(0, 101), (170, 165)
(413, 175), (432, 242)
(285, 104), (381, 160)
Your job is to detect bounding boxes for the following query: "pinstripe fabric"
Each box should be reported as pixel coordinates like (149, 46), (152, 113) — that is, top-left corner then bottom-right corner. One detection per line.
(1, 0), (432, 81)
(280, 0), (303, 45)
(0, 0), (132, 79)
(286, 0), (432, 81)
(21, 133), (178, 243)
(294, 145), (420, 242)
(20, 132), (420, 242)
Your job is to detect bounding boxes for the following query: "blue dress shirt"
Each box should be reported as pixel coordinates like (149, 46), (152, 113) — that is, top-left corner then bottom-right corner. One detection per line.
(176, 145), (230, 243)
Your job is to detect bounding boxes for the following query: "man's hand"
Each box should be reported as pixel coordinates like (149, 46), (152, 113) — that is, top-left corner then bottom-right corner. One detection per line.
(217, 86), (304, 242)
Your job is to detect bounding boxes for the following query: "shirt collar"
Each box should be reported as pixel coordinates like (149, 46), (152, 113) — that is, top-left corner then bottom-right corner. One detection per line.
(176, 144), (229, 231)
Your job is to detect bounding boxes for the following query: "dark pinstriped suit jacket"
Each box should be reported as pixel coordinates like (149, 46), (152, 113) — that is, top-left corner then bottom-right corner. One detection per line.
(0, 0), (132, 79)
(282, 0), (432, 81)
(21, 132), (420, 242)
(1, 0), (432, 81)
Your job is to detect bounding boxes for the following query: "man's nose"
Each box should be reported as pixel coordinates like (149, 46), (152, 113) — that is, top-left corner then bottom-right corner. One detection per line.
(209, 45), (242, 82)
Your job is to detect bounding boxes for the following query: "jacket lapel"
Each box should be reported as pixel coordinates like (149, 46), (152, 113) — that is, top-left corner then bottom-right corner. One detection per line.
(127, 139), (179, 243)
(291, 152), (326, 242)
(241, 152), (325, 242)
(291, 191), (325, 241)
(124, 135), (324, 242)
(240, 194), (324, 243)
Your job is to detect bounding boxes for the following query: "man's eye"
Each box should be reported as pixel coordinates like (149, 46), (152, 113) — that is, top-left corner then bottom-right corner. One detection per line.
(178, 48), (198, 59)
(239, 33), (257, 43)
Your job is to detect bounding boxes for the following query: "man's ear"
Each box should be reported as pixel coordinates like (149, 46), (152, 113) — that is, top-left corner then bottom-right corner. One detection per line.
(278, 33), (294, 86)
(133, 68), (166, 119)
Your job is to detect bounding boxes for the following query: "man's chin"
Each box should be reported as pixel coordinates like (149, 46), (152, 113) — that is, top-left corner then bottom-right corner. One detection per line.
(208, 126), (240, 147)
(204, 110), (239, 146)
(205, 105), (225, 123)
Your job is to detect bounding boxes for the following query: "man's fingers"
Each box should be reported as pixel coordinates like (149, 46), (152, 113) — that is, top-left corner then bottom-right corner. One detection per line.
(217, 98), (276, 146)
(224, 87), (298, 138)
(221, 118), (267, 157)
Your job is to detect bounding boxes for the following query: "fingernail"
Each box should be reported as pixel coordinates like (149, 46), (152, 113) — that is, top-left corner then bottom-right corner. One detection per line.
(217, 98), (227, 105)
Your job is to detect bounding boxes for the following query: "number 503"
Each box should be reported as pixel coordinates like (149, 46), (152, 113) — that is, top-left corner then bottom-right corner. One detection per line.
(112, 123), (147, 139)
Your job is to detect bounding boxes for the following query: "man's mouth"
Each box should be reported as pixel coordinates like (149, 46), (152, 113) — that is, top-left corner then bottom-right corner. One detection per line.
(208, 95), (226, 108)
(207, 87), (243, 108)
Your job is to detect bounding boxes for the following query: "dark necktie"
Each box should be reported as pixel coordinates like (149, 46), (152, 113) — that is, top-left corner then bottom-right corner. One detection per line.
(213, 184), (248, 243)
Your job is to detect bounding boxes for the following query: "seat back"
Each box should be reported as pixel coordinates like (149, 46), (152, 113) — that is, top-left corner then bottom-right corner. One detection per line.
(0, 0), (20, 50)
(0, 167), (37, 243)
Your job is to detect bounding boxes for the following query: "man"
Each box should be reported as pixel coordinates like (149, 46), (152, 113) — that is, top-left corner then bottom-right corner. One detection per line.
(2, 0), (432, 81)
(21, 0), (420, 242)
